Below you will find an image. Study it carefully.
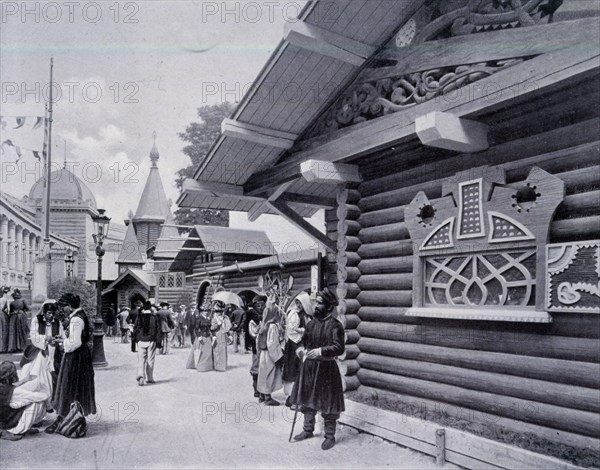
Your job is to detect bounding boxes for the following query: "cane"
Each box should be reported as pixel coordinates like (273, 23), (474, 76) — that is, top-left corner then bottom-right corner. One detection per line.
(288, 353), (306, 442)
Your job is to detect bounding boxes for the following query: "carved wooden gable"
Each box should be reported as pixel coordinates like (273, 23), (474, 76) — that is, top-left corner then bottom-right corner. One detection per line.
(305, 0), (578, 138)
(404, 165), (565, 322)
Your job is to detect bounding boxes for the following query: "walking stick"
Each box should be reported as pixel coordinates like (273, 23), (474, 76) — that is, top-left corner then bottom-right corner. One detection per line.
(289, 354), (306, 442)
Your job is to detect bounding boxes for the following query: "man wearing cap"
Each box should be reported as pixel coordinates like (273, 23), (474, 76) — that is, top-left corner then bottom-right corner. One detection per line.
(292, 288), (345, 451)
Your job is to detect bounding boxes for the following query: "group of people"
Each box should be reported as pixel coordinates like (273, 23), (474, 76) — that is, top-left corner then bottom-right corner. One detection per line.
(1, 285), (346, 450)
(242, 287), (345, 450)
(0, 286), (32, 354)
(0, 292), (96, 441)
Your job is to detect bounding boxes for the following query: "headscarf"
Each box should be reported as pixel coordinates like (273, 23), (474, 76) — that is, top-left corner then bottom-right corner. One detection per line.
(293, 291), (314, 317)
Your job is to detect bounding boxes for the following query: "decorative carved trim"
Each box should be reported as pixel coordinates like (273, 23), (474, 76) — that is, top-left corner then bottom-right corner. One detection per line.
(487, 211), (535, 243)
(413, 0), (563, 44)
(421, 217), (455, 251)
(406, 307), (552, 323)
(546, 241), (600, 313)
(307, 58), (527, 137)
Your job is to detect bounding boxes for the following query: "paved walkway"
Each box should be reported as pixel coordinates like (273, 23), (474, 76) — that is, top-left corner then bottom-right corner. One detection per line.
(1, 338), (454, 469)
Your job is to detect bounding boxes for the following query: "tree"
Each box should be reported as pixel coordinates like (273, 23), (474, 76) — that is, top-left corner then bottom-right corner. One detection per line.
(175, 102), (236, 229)
(48, 277), (97, 322)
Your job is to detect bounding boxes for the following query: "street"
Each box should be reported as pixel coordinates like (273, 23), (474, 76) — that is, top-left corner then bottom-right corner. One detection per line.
(0, 338), (451, 470)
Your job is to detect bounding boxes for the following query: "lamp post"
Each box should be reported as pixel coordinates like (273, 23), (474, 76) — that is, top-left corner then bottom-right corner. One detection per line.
(25, 270), (33, 290)
(91, 208), (110, 367)
(64, 249), (75, 278)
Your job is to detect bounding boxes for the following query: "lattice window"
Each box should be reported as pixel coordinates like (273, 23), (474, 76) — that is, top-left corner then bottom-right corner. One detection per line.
(157, 272), (186, 291)
(424, 250), (536, 307)
(404, 166), (564, 322)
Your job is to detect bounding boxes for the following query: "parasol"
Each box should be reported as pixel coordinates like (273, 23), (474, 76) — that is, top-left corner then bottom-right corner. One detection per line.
(212, 291), (243, 308)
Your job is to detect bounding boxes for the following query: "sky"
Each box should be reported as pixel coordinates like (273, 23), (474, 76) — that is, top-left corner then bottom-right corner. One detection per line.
(0, 0), (324, 251)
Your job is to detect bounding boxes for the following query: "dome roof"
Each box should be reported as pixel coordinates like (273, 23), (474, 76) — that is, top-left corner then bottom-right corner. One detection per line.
(28, 168), (97, 209)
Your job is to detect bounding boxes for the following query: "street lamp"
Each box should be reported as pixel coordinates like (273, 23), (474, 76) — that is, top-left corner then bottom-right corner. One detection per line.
(91, 208), (111, 367)
(64, 249), (75, 278)
(25, 270), (33, 290)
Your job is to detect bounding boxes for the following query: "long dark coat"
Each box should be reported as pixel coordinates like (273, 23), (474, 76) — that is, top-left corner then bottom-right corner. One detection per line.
(291, 315), (345, 414)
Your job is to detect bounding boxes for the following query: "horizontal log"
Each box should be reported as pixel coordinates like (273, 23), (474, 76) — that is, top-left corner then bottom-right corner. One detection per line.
(358, 240), (413, 259)
(358, 307), (423, 325)
(343, 375), (360, 392)
(344, 359), (360, 376)
(346, 329), (361, 345)
(357, 322), (600, 363)
(360, 179), (441, 213)
(343, 252), (361, 267)
(353, 385), (600, 453)
(344, 267), (361, 283)
(556, 165), (600, 195)
(357, 273), (413, 291)
(343, 299), (361, 317)
(504, 140), (600, 182)
(550, 216), (600, 242)
(359, 206), (405, 228)
(341, 235), (361, 252)
(343, 283), (361, 300)
(358, 257), (413, 274)
(345, 344), (360, 360)
(356, 369), (600, 438)
(344, 220), (362, 236)
(555, 190), (600, 219)
(343, 314), (361, 330)
(358, 337), (600, 389)
(357, 353), (599, 413)
(346, 188), (361, 205)
(359, 223), (410, 245)
(357, 291), (413, 308)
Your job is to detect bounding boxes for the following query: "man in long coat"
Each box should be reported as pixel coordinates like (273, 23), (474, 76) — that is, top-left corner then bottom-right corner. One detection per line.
(292, 288), (344, 451)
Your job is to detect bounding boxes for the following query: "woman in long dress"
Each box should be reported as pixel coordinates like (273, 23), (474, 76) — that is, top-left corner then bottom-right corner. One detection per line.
(8, 289), (29, 353)
(282, 292), (313, 405)
(211, 301), (231, 372)
(0, 286), (10, 353)
(257, 295), (285, 406)
(186, 309), (213, 372)
(45, 293), (96, 433)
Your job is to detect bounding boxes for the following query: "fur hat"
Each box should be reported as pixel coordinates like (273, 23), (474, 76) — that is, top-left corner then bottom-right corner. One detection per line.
(316, 288), (338, 307)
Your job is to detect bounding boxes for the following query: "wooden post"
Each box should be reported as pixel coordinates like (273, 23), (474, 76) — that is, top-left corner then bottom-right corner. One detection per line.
(435, 429), (445, 467)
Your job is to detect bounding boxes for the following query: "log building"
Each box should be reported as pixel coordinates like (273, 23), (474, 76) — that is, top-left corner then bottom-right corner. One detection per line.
(177, 1), (599, 466)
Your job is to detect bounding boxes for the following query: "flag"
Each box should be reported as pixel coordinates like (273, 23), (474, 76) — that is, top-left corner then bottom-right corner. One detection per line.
(0, 114), (46, 162)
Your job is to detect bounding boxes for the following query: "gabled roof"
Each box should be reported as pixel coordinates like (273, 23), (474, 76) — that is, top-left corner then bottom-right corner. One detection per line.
(133, 138), (170, 222)
(116, 223), (145, 265)
(169, 225), (275, 272)
(154, 212), (185, 259)
(102, 268), (156, 295)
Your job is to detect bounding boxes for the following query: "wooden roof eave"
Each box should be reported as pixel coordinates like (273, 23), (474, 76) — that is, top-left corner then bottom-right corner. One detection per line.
(243, 35), (600, 196)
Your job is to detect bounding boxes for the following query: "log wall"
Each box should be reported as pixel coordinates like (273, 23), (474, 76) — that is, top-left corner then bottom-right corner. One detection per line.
(335, 81), (600, 450)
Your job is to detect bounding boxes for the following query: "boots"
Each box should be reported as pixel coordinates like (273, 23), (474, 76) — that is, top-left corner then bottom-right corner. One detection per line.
(252, 375), (259, 398)
(263, 395), (280, 406)
(322, 416), (337, 450)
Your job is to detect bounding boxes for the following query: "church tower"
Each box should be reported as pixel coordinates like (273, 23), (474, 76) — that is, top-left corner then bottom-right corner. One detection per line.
(131, 133), (171, 255)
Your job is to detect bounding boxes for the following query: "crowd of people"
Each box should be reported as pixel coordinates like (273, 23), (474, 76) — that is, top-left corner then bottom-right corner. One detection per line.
(1, 285), (346, 450)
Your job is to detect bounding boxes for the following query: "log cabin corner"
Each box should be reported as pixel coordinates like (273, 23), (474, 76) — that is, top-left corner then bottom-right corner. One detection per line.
(177, 1), (600, 467)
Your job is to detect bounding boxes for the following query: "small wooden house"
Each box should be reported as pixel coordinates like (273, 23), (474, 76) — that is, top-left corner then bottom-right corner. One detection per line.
(177, 1), (599, 466)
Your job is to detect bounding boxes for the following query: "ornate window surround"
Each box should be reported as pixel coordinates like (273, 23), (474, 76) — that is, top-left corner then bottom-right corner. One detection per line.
(404, 165), (565, 322)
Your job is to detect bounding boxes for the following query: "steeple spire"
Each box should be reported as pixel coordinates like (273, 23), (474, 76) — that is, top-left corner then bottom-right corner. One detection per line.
(150, 131), (159, 168)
